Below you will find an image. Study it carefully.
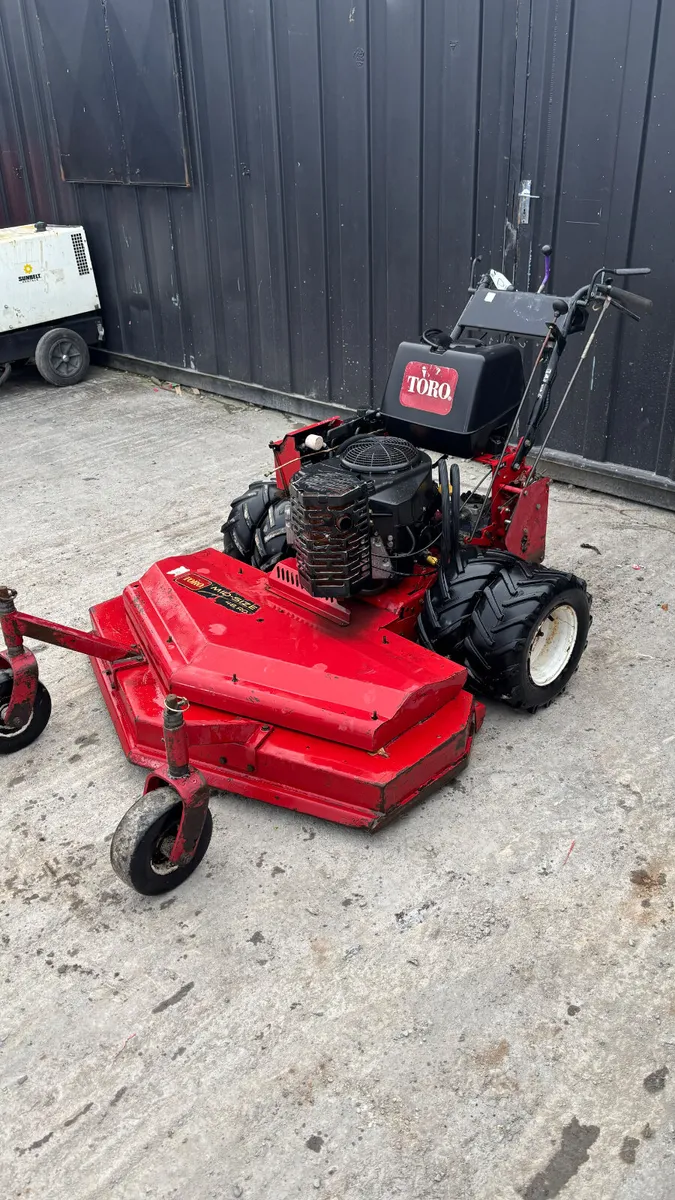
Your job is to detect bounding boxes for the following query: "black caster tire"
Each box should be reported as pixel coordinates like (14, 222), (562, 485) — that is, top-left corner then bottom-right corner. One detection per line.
(464, 559), (592, 711)
(0, 675), (52, 754)
(110, 787), (213, 896)
(35, 328), (90, 386)
(221, 480), (284, 563)
(417, 548), (516, 661)
(253, 498), (292, 571)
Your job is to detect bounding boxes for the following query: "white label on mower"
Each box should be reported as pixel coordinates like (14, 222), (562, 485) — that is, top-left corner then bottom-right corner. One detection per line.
(484, 292), (496, 302)
(489, 269), (513, 290)
(166, 565), (191, 577)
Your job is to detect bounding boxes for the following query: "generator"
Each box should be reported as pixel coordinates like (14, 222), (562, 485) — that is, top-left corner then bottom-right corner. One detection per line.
(0, 222), (103, 387)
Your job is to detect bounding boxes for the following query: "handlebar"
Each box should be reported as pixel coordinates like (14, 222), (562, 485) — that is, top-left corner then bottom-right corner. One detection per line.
(596, 284), (653, 314)
(608, 267), (651, 277)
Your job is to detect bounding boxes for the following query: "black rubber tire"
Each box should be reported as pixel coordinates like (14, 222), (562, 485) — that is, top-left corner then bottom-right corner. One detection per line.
(0, 674), (52, 753)
(464, 559), (592, 711)
(417, 548), (517, 661)
(35, 327), (90, 386)
(110, 787), (213, 896)
(221, 480), (284, 562)
(253, 498), (292, 571)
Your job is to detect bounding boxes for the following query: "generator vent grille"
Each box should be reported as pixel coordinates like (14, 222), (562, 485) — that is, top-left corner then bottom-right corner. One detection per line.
(71, 232), (90, 275)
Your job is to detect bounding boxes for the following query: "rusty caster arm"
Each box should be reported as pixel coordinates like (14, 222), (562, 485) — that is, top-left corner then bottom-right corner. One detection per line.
(0, 584), (143, 730)
(144, 694), (213, 867)
(0, 587), (39, 730)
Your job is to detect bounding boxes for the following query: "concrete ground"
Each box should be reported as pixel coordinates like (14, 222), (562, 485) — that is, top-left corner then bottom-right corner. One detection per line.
(1, 365), (675, 1200)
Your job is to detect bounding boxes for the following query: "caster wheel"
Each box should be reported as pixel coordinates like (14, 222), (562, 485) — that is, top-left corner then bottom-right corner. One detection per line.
(35, 327), (90, 386)
(110, 787), (213, 896)
(0, 675), (52, 754)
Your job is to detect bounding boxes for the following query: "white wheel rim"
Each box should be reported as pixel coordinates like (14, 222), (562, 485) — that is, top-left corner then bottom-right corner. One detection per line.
(528, 603), (579, 688)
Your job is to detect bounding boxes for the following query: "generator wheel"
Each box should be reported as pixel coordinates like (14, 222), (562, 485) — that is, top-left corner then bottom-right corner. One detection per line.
(417, 549), (515, 661)
(464, 559), (591, 711)
(253, 498), (292, 571)
(221, 480), (284, 562)
(0, 675), (52, 754)
(35, 328), (90, 386)
(110, 787), (213, 895)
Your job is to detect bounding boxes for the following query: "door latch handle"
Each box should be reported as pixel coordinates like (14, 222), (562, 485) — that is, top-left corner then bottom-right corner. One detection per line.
(518, 180), (540, 226)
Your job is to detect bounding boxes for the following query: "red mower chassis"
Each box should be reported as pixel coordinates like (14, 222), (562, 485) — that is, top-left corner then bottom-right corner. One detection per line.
(1, 550), (483, 834)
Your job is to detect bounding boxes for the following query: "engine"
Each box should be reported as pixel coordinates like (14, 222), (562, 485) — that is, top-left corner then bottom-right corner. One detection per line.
(289, 435), (438, 598)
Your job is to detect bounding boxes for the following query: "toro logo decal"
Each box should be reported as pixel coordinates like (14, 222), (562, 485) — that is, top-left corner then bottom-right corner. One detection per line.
(175, 572), (260, 614)
(399, 361), (458, 416)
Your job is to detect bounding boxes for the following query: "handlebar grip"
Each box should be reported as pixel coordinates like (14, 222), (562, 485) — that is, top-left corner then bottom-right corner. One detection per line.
(609, 267), (651, 276)
(603, 285), (653, 314)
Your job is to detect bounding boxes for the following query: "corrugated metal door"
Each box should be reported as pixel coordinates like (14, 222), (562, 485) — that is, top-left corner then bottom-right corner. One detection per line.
(510, 0), (673, 503)
(0, 0), (673, 507)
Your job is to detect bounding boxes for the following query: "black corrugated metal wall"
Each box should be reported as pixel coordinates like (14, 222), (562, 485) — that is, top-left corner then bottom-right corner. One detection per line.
(0, 0), (673, 506)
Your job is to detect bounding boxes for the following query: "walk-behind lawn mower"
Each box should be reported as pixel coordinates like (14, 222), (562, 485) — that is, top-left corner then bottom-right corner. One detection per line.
(0, 254), (652, 894)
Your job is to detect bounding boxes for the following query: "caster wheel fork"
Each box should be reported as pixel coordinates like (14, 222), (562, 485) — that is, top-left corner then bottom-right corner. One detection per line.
(0, 586), (51, 754)
(110, 694), (214, 895)
(110, 786), (213, 896)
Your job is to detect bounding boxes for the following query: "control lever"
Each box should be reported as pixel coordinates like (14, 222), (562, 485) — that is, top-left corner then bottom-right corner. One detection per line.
(596, 284), (653, 315)
(538, 244), (552, 293)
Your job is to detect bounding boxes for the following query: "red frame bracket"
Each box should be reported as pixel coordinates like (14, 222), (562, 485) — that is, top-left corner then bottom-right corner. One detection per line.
(470, 447), (550, 562)
(271, 418), (342, 491)
(12, 612), (141, 662)
(0, 584), (144, 731)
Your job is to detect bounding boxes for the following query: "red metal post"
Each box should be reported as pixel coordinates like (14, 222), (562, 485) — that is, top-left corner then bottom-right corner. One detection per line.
(158, 695), (212, 865)
(163, 694), (191, 778)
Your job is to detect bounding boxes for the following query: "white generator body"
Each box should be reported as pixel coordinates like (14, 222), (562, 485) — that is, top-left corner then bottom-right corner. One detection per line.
(0, 223), (100, 333)
(0, 222), (103, 387)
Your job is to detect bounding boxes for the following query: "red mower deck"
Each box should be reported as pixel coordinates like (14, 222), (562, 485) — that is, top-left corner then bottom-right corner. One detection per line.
(87, 549), (483, 829)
